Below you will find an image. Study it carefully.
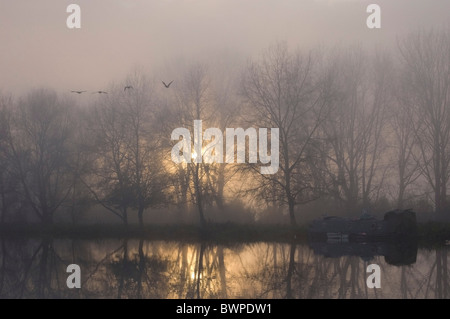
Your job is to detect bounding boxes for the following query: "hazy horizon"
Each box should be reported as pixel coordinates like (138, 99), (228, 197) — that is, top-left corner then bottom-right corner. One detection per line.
(1, 0), (450, 96)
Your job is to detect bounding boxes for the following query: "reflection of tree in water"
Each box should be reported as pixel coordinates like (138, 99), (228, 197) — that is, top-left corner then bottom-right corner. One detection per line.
(244, 243), (450, 299)
(79, 239), (171, 298)
(108, 240), (170, 299)
(84, 241), (230, 299)
(398, 247), (449, 299)
(232, 242), (297, 298)
(167, 243), (229, 299)
(234, 243), (382, 299)
(0, 238), (79, 298)
(0, 238), (448, 298)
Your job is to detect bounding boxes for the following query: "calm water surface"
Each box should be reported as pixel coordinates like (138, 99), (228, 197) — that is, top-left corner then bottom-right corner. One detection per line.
(0, 238), (448, 298)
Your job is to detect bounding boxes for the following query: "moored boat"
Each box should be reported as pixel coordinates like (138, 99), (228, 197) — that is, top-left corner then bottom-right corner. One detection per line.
(308, 209), (417, 242)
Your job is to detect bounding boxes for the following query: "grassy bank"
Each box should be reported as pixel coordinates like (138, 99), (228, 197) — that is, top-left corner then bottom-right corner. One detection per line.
(0, 222), (449, 246)
(0, 223), (307, 243)
(417, 222), (450, 247)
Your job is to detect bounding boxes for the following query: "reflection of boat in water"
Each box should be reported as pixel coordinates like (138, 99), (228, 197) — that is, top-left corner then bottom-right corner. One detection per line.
(308, 240), (418, 266)
(308, 209), (418, 242)
(308, 209), (418, 265)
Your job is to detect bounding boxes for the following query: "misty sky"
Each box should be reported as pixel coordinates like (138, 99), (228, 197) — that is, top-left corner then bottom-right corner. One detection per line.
(0, 0), (449, 95)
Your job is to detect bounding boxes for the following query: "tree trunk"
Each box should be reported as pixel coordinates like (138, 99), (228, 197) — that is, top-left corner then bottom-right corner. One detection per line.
(397, 184), (405, 209)
(138, 207), (144, 228)
(288, 199), (296, 227)
(179, 165), (188, 221)
(194, 163), (206, 227)
(217, 246), (227, 298)
(196, 244), (205, 299)
(38, 239), (50, 297)
(286, 242), (296, 298)
(216, 164), (225, 209)
(123, 208), (128, 227)
(118, 240), (128, 299)
(137, 239), (145, 299)
(284, 139), (296, 227)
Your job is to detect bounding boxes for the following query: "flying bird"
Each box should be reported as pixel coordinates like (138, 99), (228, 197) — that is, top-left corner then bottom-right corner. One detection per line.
(71, 90), (86, 94)
(124, 85), (133, 91)
(93, 91), (108, 94)
(162, 80), (173, 88)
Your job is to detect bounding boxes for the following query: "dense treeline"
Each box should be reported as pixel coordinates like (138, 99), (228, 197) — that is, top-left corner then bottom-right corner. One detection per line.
(1, 29), (450, 226)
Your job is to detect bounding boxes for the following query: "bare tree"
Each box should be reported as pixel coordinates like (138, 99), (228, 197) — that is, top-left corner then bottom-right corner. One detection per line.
(84, 89), (134, 225)
(122, 72), (167, 227)
(6, 89), (75, 224)
(159, 57), (244, 225)
(202, 64), (240, 211)
(319, 48), (390, 215)
(398, 29), (450, 217)
(84, 72), (166, 226)
(389, 72), (421, 209)
(171, 63), (214, 226)
(241, 42), (329, 226)
(0, 95), (17, 224)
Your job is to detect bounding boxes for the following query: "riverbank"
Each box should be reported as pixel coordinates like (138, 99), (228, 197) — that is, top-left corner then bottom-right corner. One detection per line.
(1, 222), (450, 246)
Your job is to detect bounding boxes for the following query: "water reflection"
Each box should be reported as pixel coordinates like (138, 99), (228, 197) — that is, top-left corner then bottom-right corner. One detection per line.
(0, 238), (448, 299)
(309, 241), (418, 266)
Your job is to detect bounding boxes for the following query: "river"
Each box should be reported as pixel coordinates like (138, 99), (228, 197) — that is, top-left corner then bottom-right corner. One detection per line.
(0, 238), (447, 298)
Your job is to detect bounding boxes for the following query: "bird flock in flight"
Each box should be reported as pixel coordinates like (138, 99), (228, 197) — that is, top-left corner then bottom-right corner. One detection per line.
(70, 81), (174, 95)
